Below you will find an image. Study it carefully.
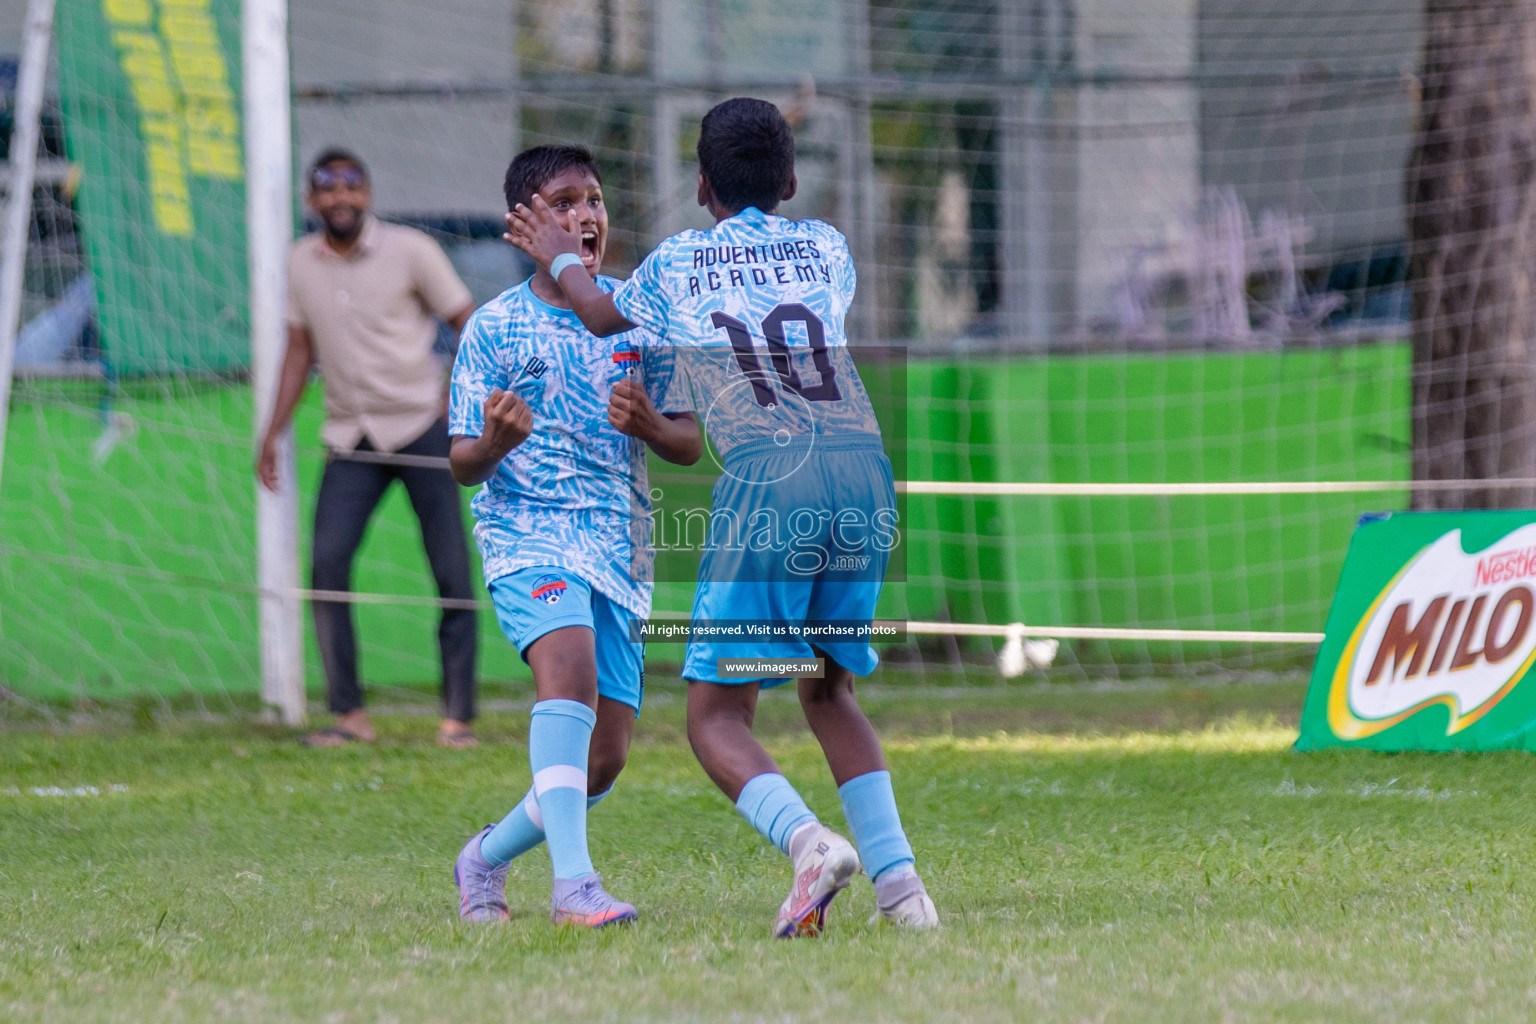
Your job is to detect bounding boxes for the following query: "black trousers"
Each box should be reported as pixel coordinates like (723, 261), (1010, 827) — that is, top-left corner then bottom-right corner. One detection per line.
(310, 418), (477, 721)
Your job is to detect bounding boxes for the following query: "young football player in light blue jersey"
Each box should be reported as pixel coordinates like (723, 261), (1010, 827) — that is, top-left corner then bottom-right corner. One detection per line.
(449, 145), (701, 928)
(508, 100), (938, 936)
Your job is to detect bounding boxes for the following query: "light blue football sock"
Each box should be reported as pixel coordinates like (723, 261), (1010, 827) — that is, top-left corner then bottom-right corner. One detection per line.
(529, 699), (598, 880)
(736, 772), (819, 856)
(479, 785), (613, 868)
(838, 770), (915, 882)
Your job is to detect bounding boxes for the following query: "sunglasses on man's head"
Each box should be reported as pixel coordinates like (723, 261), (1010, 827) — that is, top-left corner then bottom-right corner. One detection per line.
(310, 165), (367, 191)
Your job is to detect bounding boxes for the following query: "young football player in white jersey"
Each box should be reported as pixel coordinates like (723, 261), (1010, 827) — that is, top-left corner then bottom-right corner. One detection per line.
(449, 145), (701, 928)
(508, 99), (938, 936)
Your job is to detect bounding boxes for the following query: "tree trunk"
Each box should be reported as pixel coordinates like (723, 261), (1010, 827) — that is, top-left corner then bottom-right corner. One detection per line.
(1408, 0), (1536, 510)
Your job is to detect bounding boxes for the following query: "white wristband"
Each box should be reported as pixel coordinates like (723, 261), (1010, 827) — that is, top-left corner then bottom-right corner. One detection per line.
(549, 252), (584, 280)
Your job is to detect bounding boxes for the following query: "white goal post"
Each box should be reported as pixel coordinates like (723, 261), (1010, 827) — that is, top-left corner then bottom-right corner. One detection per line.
(244, 0), (304, 725)
(0, 0), (58, 496)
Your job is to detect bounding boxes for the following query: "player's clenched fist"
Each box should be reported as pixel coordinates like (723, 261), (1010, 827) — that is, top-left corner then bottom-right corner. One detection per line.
(482, 388), (533, 455)
(607, 377), (662, 441)
(447, 388), (535, 487)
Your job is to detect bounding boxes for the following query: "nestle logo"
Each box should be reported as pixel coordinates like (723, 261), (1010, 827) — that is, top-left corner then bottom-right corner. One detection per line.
(521, 357), (548, 379)
(1475, 546), (1536, 587)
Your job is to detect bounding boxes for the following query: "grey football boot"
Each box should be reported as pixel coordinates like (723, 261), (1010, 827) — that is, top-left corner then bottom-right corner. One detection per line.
(454, 825), (510, 922)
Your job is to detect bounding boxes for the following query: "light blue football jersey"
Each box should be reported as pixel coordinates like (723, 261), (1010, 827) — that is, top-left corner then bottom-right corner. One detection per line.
(610, 207), (882, 460)
(449, 275), (688, 617)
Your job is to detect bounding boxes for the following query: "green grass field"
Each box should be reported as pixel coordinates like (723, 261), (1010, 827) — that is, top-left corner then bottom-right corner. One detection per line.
(6, 676), (1536, 1023)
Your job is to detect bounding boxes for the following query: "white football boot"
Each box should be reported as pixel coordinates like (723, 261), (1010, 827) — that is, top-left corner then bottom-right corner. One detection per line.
(869, 868), (940, 930)
(773, 824), (861, 938)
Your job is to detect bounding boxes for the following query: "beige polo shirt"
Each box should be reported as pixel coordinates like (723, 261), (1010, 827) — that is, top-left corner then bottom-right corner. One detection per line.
(287, 215), (473, 453)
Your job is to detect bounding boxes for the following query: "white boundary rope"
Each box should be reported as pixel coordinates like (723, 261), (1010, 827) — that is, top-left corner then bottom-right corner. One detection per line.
(136, 465), (1507, 644)
(289, 470), (1455, 642)
(291, 591), (1322, 643)
(283, 454), (1536, 499)
(895, 620), (1323, 643)
(7, 546), (1327, 646)
(898, 479), (1536, 496)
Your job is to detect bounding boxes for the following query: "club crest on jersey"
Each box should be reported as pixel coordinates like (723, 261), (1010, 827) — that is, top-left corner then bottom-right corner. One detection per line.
(612, 341), (640, 372)
(521, 357), (549, 380)
(531, 574), (567, 605)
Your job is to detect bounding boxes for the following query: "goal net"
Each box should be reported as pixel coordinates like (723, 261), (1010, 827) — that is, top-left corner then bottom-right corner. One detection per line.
(0, 0), (1445, 713)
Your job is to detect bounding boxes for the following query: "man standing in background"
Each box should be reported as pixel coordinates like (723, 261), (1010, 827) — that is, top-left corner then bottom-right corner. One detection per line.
(257, 148), (481, 748)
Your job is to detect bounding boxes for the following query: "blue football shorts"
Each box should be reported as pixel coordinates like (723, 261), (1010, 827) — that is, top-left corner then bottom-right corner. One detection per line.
(683, 433), (894, 686)
(489, 566), (644, 713)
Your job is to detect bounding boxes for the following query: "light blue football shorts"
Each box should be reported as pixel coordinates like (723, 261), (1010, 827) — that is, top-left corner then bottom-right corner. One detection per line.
(489, 566), (644, 713)
(683, 433), (894, 686)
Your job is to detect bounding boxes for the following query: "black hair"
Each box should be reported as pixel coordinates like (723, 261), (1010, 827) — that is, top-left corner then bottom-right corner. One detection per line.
(503, 144), (602, 212)
(696, 98), (794, 214)
(308, 147), (368, 182)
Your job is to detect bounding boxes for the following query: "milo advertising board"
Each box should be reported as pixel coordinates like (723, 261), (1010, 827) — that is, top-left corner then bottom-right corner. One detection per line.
(1298, 510), (1536, 751)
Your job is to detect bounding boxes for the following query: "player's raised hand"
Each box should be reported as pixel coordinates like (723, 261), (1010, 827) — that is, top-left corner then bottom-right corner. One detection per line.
(482, 388), (533, 455)
(608, 376), (662, 441)
(504, 195), (581, 270)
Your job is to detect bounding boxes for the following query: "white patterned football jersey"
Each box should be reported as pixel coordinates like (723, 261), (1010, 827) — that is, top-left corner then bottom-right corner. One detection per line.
(449, 275), (689, 616)
(610, 207), (882, 460)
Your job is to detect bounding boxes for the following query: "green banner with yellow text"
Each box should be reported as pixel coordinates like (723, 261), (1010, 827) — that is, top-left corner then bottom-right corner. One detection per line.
(55, 0), (248, 374)
(1298, 510), (1536, 751)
